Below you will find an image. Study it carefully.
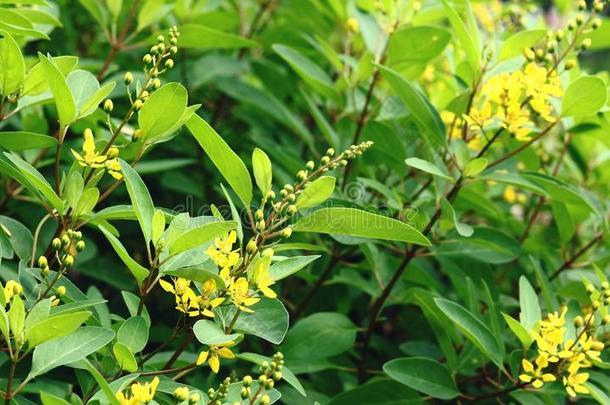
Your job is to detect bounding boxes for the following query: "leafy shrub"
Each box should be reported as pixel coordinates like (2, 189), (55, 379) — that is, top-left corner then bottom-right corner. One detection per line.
(0, 0), (610, 404)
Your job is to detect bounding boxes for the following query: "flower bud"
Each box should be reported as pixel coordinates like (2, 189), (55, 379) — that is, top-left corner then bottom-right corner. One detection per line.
(61, 234), (71, 247)
(56, 286), (66, 297)
(63, 254), (74, 267)
(287, 205), (297, 215)
(347, 17), (358, 33)
(150, 45), (159, 55)
(255, 209), (264, 220)
(170, 46), (178, 54)
(594, 2), (604, 11)
(321, 156), (330, 165)
(591, 341), (605, 351)
(242, 375), (252, 387)
(326, 148), (335, 156)
(133, 99), (143, 111)
(592, 18), (602, 29)
(287, 193), (296, 202)
(284, 184), (294, 192)
(581, 38), (592, 50)
(565, 59), (576, 70)
(266, 190), (276, 200)
(258, 375), (268, 384)
(240, 387), (250, 399)
(603, 315), (610, 325)
(555, 29), (564, 41)
(76, 240), (86, 252)
(107, 146), (119, 159)
(578, 0), (586, 10)
(281, 228), (292, 238)
(273, 371), (282, 381)
(523, 47), (536, 61)
(306, 160), (315, 170)
(262, 248), (274, 257)
(38, 256), (48, 268)
(256, 220), (266, 231)
(576, 14), (585, 25)
(586, 284), (596, 294)
(260, 395), (270, 405)
(103, 99), (113, 112)
(152, 78), (161, 89)
(143, 54), (152, 64)
(165, 59), (174, 69)
(124, 71), (133, 85)
(52, 237), (62, 250)
(601, 281), (609, 290)
(174, 387), (189, 401)
(246, 239), (257, 253)
(157, 34), (165, 43)
(265, 379), (274, 389)
(41, 266), (49, 277)
(133, 129), (142, 141)
(296, 170), (307, 180)
(189, 393), (200, 404)
(574, 315), (584, 327)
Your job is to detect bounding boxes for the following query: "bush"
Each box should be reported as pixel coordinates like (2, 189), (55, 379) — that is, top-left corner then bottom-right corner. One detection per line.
(0, 0), (610, 404)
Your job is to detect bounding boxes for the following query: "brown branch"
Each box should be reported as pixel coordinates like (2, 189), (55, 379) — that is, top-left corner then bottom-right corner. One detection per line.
(548, 233), (604, 281)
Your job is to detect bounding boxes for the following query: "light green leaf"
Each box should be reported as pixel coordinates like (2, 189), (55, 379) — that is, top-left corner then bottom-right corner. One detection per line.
(139, 83), (188, 142)
(186, 114), (252, 206)
(585, 382), (610, 405)
(381, 66), (445, 149)
(151, 209), (165, 247)
(387, 26), (451, 66)
(79, 80), (116, 117)
(383, 357), (459, 399)
(8, 295), (25, 345)
(176, 24), (258, 50)
(0, 30), (25, 96)
(0, 131), (56, 151)
(169, 221), (236, 255)
(66, 69), (100, 115)
(26, 311), (91, 348)
(269, 255), (320, 281)
(441, 198), (473, 237)
(23, 55), (78, 96)
(405, 158), (452, 180)
(562, 76), (607, 117)
(224, 298), (288, 345)
(294, 207), (430, 246)
(112, 341), (138, 372)
(29, 326), (115, 378)
(435, 298), (503, 367)
(137, 0), (167, 31)
(38, 52), (77, 127)
(117, 316), (148, 353)
(193, 319), (240, 345)
(99, 225), (149, 287)
(252, 147), (272, 197)
(40, 392), (71, 405)
(273, 44), (337, 99)
(502, 312), (533, 349)
(295, 176), (335, 209)
(463, 158), (488, 177)
(120, 159), (155, 244)
(499, 30), (546, 61)
(518, 276), (540, 332)
(440, 0), (480, 71)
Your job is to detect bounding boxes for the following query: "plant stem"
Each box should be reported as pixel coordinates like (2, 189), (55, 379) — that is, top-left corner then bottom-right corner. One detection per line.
(548, 233), (604, 281)
(4, 360), (16, 405)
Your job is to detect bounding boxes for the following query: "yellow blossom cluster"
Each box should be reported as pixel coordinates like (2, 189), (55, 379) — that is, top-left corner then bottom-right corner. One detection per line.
(3, 280), (23, 303)
(502, 186), (527, 204)
(519, 282), (610, 398)
(71, 128), (122, 180)
(159, 277), (224, 318)
(464, 63), (563, 143)
(116, 377), (159, 405)
(196, 340), (236, 373)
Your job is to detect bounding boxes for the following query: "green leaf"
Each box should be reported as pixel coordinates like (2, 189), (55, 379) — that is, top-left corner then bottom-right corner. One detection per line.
(193, 319), (240, 345)
(40, 392), (71, 405)
(26, 311), (91, 348)
(281, 312), (357, 359)
(499, 30), (547, 61)
(502, 312), (533, 349)
(435, 298), (503, 367)
(137, 0), (166, 31)
(169, 220), (236, 256)
(463, 157), (488, 177)
(440, 0), (480, 71)
(79, 80), (116, 117)
(66, 69), (100, 116)
(0, 305), (10, 345)
(327, 380), (421, 405)
(273, 44), (337, 99)
(383, 357), (459, 399)
(151, 209), (165, 247)
(238, 352), (306, 397)
(440, 198), (473, 237)
(269, 255), (320, 281)
(0, 131), (57, 151)
(295, 176), (335, 209)
(0, 30), (25, 96)
(119, 159), (155, 244)
(29, 326), (115, 378)
(562, 76), (607, 117)
(387, 26), (451, 66)
(8, 295), (25, 344)
(252, 147), (272, 197)
(405, 158), (452, 181)
(224, 298), (288, 345)
(518, 276), (540, 332)
(4, 152), (64, 211)
(551, 201), (575, 243)
(186, 114), (252, 206)
(176, 24), (258, 50)
(380, 66), (445, 149)
(585, 382), (610, 405)
(23, 55), (78, 97)
(112, 341), (138, 372)
(79, 359), (121, 405)
(99, 225), (149, 287)
(117, 316), (148, 353)
(38, 52), (77, 127)
(294, 207), (430, 246)
(139, 83), (188, 142)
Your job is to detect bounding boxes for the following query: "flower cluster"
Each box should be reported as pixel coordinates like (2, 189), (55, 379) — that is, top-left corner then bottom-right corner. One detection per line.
(71, 128), (122, 180)
(115, 377), (159, 405)
(197, 340), (236, 373)
(519, 282), (610, 398)
(234, 353), (285, 405)
(502, 185), (527, 205)
(464, 63), (563, 144)
(159, 277), (224, 318)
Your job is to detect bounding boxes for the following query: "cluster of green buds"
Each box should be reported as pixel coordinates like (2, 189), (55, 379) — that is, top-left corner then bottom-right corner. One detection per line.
(172, 386), (200, 404)
(236, 352), (284, 405)
(206, 376), (232, 405)
(525, 0), (604, 70)
(43, 229), (84, 277)
(585, 281), (610, 315)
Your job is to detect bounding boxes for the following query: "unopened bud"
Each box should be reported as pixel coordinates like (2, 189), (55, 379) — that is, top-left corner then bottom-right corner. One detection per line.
(603, 315), (610, 325)
(281, 228), (292, 238)
(63, 254), (74, 267)
(52, 237), (62, 250)
(581, 38), (592, 50)
(592, 18), (602, 29)
(266, 190), (275, 200)
(578, 0), (586, 10)
(256, 220), (265, 231)
(240, 387), (250, 399)
(152, 78), (161, 89)
(76, 240), (86, 252)
(61, 234), (70, 246)
(587, 284), (596, 294)
(41, 266), (49, 277)
(189, 393), (200, 404)
(306, 160), (315, 170)
(594, 2), (604, 12)
(260, 395), (270, 405)
(133, 99), (143, 111)
(574, 315), (584, 327)
(576, 14), (585, 25)
(133, 129), (142, 141)
(242, 375), (253, 387)
(170, 46), (178, 54)
(297, 170), (307, 180)
(262, 248), (274, 257)
(287, 205), (297, 215)
(326, 148), (335, 156)
(38, 256), (48, 268)
(103, 99), (113, 112)
(565, 59), (576, 70)
(124, 71), (133, 85)
(165, 59), (174, 69)
(246, 239), (257, 253)
(524, 48), (536, 61)
(107, 147), (119, 159)
(273, 371), (282, 381)
(321, 156), (330, 165)
(157, 34), (165, 43)
(143, 54), (152, 64)
(56, 286), (66, 297)
(174, 387), (189, 401)
(255, 209), (264, 220)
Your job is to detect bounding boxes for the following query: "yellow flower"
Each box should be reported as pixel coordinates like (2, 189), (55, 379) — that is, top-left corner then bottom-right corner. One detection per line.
(228, 277), (259, 313)
(206, 230), (240, 280)
(3, 280), (23, 303)
(116, 377), (159, 404)
(71, 129), (107, 168)
(251, 257), (277, 299)
(186, 279), (224, 318)
(563, 369), (590, 398)
(519, 356), (556, 388)
(196, 341), (236, 373)
(160, 277), (197, 314)
(105, 158), (123, 180)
